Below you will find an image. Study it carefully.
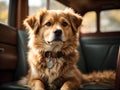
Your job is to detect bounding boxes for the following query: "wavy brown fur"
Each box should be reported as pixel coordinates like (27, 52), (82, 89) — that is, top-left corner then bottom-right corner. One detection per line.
(81, 71), (115, 87)
(18, 8), (115, 90)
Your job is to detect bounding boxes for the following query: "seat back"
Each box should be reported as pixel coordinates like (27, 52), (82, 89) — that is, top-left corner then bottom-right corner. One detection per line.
(78, 36), (120, 73)
(14, 30), (28, 80)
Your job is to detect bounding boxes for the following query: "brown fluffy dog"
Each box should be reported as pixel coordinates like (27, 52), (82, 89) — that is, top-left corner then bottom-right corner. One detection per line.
(19, 8), (115, 90)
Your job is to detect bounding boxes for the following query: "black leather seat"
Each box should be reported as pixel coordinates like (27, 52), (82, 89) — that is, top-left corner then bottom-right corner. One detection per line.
(78, 36), (119, 73)
(0, 30), (119, 90)
(78, 36), (120, 90)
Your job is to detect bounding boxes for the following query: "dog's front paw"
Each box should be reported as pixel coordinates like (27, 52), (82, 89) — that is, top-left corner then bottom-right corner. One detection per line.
(31, 87), (45, 90)
(30, 80), (45, 90)
(60, 86), (72, 90)
(60, 80), (79, 90)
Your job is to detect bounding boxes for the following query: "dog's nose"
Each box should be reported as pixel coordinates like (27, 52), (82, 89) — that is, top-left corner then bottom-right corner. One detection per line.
(54, 29), (62, 36)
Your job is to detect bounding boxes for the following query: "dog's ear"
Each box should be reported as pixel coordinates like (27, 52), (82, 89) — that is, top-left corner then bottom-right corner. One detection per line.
(23, 9), (46, 34)
(65, 8), (82, 33)
(70, 14), (82, 33)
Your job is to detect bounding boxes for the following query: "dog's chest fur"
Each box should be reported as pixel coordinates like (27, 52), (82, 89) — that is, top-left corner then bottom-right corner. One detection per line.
(29, 50), (69, 85)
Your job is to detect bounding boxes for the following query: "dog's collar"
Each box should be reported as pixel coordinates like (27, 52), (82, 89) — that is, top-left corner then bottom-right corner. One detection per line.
(44, 51), (65, 69)
(44, 51), (64, 58)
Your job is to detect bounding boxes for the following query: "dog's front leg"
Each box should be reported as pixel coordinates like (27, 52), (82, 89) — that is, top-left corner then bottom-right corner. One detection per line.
(60, 78), (80, 90)
(30, 79), (45, 90)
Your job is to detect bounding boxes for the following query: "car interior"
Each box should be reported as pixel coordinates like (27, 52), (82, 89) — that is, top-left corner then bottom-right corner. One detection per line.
(0, 0), (120, 90)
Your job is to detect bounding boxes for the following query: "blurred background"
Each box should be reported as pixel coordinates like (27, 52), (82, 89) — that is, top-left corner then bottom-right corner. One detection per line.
(0, 0), (120, 33)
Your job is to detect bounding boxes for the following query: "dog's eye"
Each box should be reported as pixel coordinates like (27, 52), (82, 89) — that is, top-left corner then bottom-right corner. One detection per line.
(62, 21), (68, 27)
(45, 22), (52, 26)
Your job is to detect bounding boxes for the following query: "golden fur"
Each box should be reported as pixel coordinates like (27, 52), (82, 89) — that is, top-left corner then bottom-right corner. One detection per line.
(18, 8), (115, 90)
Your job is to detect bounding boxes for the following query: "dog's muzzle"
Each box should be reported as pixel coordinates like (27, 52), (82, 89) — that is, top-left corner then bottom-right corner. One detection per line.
(54, 29), (62, 41)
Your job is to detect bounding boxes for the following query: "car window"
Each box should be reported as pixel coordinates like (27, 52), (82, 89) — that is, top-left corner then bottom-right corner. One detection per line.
(0, 0), (9, 24)
(81, 11), (97, 33)
(50, 0), (67, 10)
(29, 0), (68, 15)
(100, 9), (120, 32)
(29, 0), (46, 15)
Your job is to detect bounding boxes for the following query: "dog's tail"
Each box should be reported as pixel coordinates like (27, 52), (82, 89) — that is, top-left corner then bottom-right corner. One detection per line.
(81, 70), (115, 87)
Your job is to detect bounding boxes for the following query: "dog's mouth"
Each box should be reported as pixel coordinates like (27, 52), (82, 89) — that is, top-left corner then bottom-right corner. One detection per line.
(47, 40), (63, 45)
(46, 34), (64, 44)
(53, 37), (62, 41)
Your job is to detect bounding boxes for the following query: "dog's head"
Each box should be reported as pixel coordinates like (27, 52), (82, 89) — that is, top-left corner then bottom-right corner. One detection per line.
(24, 8), (82, 51)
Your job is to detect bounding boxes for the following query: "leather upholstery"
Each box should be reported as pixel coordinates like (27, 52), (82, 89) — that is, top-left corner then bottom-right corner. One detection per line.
(78, 37), (120, 73)
(0, 30), (119, 90)
(14, 30), (28, 80)
(80, 84), (114, 90)
(0, 82), (29, 90)
(77, 36), (120, 90)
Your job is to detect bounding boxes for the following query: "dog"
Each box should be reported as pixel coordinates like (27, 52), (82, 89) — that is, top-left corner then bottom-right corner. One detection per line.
(18, 8), (115, 90)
